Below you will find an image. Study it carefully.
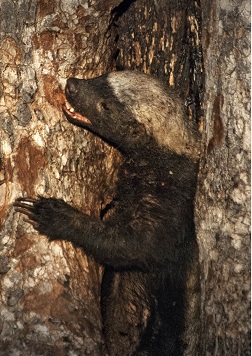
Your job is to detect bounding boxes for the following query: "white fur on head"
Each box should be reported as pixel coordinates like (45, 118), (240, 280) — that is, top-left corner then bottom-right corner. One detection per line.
(107, 71), (200, 159)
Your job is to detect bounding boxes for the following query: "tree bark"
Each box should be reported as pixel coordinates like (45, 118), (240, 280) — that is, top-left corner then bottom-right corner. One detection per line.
(0, 1), (121, 354)
(111, 0), (204, 122)
(196, 0), (250, 354)
(0, 0), (250, 355)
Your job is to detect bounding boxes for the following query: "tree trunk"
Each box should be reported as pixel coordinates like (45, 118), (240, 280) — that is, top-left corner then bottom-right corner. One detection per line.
(0, 1), (120, 354)
(0, 0), (250, 355)
(196, 0), (250, 354)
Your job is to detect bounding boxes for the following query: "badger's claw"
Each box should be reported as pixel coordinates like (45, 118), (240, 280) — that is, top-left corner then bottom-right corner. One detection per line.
(15, 196), (68, 240)
(14, 196), (84, 242)
(14, 197), (44, 231)
(14, 197), (38, 217)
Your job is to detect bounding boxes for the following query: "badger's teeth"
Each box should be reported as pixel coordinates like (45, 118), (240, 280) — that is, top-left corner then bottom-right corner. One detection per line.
(63, 100), (92, 125)
(65, 101), (75, 112)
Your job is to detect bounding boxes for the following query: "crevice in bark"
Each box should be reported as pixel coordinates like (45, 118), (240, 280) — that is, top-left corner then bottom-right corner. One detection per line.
(111, 0), (138, 22)
(107, 0), (138, 64)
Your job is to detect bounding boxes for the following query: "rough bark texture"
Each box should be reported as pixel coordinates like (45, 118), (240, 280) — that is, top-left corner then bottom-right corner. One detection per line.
(0, 1), (121, 355)
(111, 0), (204, 122)
(0, 0), (250, 355)
(196, 0), (250, 354)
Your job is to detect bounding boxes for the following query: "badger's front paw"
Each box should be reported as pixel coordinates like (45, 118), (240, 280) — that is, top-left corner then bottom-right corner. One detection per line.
(14, 196), (79, 241)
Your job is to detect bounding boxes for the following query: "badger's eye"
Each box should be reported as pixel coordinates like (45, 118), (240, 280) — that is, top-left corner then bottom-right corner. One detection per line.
(97, 101), (110, 112)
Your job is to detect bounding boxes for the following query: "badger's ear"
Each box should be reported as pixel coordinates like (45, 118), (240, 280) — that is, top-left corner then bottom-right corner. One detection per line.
(97, 101), (111, 112)
(132, 122), (146, 136)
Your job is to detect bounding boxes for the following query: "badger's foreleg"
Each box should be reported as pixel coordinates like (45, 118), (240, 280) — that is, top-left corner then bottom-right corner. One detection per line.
(14, 196), (161, 270)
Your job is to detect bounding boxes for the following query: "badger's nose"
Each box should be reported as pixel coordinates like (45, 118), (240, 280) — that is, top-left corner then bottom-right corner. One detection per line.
(66, 78), (79, 97)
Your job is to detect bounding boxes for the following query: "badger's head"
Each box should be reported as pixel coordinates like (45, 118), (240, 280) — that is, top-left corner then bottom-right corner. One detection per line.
(63, 71), (200, 159)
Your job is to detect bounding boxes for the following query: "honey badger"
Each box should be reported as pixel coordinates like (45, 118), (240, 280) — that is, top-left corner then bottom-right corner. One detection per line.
(15, 71), (201, 355)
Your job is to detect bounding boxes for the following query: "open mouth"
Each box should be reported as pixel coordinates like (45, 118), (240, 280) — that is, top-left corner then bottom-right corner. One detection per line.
(63, 100), (92, 125)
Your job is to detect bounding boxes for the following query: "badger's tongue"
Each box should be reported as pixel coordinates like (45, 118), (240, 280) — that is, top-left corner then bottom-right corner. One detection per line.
(63, 100), (92, 125)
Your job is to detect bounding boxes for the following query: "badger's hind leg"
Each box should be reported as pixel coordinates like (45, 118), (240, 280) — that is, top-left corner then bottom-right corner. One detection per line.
(101, 268), (153, 356)
(134, 284), (186, 356)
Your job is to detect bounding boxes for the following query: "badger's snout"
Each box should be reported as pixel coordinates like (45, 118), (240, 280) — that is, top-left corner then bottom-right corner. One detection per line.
(65, 78), (80, 98)
(63, 78), (92, 127)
